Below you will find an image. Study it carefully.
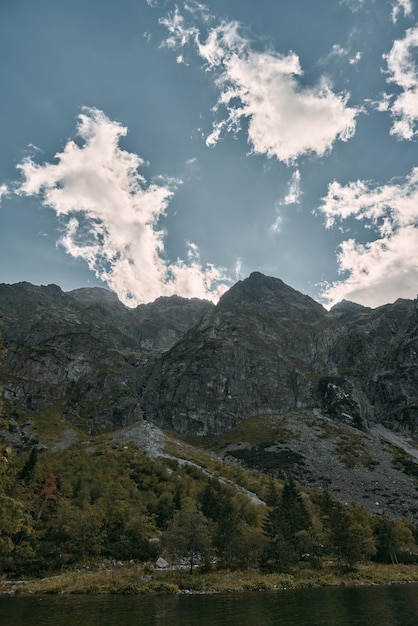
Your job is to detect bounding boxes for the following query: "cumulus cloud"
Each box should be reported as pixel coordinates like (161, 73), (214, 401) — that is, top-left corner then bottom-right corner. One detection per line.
(382, 25), (418, 139)
(318, 168), (418, 307)
(160, 6), (359, 163)
(15, 107), (229, 305)
(392, 0), (413, 23)
(0, 183), (9, 204)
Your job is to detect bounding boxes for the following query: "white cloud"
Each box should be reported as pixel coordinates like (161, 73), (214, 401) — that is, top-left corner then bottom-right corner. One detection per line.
(234, 257), (245, 280)
(318, 168), (418, 307)
(373, 92), (392, 112)
(320, 44), (362, 67)
(392, 0), (413, 23)
(269, 170), (301, 233)
(331, 44), (348, 57)
(283, 169), (301, 205)
(349, 51), (362, 65)
(15, 107), (229, 305)
(160, 9), (359, 164)
(159, 6), (198, 50)
(0, 183), (9, 204)
(382, 25), (418, 139)
(269, 212), (283, 234)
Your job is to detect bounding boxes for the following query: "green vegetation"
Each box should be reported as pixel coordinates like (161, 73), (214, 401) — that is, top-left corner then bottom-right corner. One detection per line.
(3, 562), (418, 596)
(1, 426), (418, 592)
(1, 341), (418, 596)
(174, 414), (291, 452)
(392, 448), (418, 483)
(230, 445), (305, 473)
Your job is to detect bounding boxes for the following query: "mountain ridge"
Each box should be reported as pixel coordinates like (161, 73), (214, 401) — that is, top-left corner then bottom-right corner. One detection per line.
(1, 273), (418, 521)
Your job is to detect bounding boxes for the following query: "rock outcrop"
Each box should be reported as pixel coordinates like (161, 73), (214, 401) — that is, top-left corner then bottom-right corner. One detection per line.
(141, 272), (329, 434)
(0, 281), (212, 433)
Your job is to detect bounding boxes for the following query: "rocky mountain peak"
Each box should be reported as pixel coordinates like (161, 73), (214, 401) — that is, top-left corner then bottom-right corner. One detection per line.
(67, 286), (121, 306)
(218, 272), (326, 323)
(330, 299), (371, 314)
(219, 272), (287, 304)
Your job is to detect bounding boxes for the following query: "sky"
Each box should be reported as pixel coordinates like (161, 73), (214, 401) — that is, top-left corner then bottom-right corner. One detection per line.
(1, 0), (418, 308)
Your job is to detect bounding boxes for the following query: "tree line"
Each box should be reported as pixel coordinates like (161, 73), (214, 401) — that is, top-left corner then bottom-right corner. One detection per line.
(1, 440), (417, 576)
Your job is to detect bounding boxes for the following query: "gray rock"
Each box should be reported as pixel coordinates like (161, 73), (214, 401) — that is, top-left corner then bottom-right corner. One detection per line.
(2, 273), (418, 521)
(141, 274), (418, 438)
(0, 281), (211, 434)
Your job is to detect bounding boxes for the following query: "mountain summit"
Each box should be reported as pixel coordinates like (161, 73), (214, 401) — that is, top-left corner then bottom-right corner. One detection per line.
(219, 272), (326, 322)
(141, 273), (329, 434)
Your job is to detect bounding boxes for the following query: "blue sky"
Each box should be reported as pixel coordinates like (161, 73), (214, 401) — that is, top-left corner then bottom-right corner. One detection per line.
(1, 0), (418, 307)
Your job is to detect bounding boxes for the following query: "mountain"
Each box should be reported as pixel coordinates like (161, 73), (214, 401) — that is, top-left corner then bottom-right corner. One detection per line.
(0, 281), (212, 433)
(142, 272), (418, 437)
(1, 274), (418, 521)
(141, 272), (329, 435)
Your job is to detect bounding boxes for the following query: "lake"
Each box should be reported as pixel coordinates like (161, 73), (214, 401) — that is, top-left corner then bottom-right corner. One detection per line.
(1, 584), (418, 625)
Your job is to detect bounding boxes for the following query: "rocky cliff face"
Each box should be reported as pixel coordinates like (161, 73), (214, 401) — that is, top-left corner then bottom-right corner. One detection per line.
(0, 281), (212, 433)
(68, 287), (212, 352)
(1, 274), (417, 439)
(323, 297), (418, 435)
(141, 273), (329, 434)
(141, 273), (418, 437)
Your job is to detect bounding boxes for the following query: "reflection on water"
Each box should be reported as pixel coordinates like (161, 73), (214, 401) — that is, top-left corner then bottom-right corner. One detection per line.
(1, 584), (418, 626)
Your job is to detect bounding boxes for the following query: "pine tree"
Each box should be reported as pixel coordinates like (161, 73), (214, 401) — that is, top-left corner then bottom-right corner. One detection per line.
(200, 480), (246, 568)
(262, 480), (312, 570)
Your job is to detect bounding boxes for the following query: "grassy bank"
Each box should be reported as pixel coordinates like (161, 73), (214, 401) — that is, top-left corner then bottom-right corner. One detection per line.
(2, 563), (418, 596)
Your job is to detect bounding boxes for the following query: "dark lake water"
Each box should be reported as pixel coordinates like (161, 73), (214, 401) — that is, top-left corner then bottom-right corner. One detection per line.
(1, 584), (418, 626)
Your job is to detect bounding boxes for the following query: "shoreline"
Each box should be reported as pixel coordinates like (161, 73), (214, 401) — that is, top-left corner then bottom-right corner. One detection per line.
(2, 563), (418, 596)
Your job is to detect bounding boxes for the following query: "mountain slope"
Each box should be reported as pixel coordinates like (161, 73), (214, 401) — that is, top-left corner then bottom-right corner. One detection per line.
(1, 274), (418, 522)
(141, 272), (330, 434)
(142, 273), (418, 437)
(0, 281), (212, 433)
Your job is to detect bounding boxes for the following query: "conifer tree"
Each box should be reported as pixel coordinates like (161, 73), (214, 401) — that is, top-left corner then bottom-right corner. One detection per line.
(262, 480), (312, 570)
